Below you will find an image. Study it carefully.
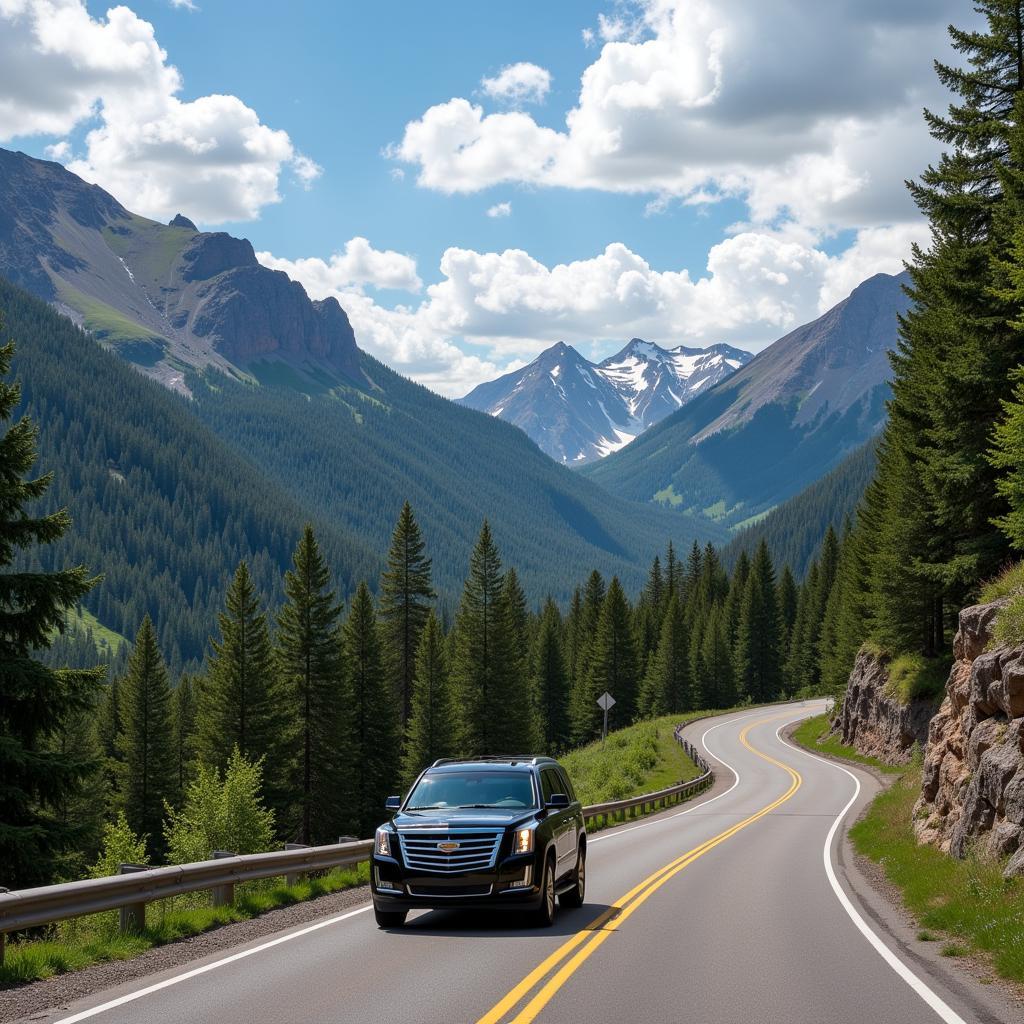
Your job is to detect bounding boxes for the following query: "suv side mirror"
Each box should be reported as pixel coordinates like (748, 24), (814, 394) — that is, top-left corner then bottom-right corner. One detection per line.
(384, 796), (402, 812)
(546, 793), (570, 810)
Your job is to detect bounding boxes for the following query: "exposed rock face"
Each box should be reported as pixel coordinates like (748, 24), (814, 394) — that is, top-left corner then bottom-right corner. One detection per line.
(836, 648), (938, 763)
(914, 600), (1024, 877)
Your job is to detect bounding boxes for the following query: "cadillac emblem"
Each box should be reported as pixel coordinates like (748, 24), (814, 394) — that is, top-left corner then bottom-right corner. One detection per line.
(437, 841), (460, 853)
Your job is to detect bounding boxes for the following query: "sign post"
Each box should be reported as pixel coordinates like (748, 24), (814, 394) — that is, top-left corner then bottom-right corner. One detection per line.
(597, 691), (616, 746)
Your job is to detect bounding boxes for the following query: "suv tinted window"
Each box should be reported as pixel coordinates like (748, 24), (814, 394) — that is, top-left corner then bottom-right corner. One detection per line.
(540, 768), (559, 803)
(406, 771), (536, 809)
(556, 767), (576, 802)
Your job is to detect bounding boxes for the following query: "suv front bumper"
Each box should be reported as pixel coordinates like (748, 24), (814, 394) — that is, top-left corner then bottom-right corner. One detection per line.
(371, 851), (543, 911)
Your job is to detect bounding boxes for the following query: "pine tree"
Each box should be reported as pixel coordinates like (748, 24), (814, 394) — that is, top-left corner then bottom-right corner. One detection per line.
(198, 562), (280, 772)
(990, 367), (1024, 549)
(734, 542), (784, 703)
(0, 337), (102, 887)
(172, 675), (197, 802)
(344, 582), (399, 836)
(379, 502), (435, 726)
(722, 550), (750, 652)
(569, 571), (605, 743)
(584, 577), (639, 735)
(451, 521), (509, 755)
(402, 611), (455, 784)
(639, 593), (690, 717)
(118, 616), (176, 845)
(533, 598), (570, 752)
(496, 567), (540, 752)
(276, 526), (350, 845)
(777, 565), (799, 653)
(701, 605), (736, 709)
(852, 3), (1024, 659)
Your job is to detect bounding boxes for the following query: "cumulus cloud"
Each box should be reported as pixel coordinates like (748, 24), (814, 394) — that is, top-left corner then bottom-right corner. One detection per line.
(265, 226), (920, 396)
(257, 237), (422, 294)
(486, 201), (512, 218)
(393, 0), (973, 235)
(480, 62), (551, 105)
(0, 0), (317, 223)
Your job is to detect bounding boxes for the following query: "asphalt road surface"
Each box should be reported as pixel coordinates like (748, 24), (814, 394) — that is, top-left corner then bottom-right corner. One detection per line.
(35, 704), (1019, 1024)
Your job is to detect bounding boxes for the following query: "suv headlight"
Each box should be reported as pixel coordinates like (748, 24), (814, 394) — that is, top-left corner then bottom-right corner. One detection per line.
(375, 827), (392, 857)
(514, 827), (534, 855)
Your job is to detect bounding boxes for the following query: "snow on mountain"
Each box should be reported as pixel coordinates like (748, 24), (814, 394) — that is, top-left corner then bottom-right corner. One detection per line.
(459, 338), (751, 465)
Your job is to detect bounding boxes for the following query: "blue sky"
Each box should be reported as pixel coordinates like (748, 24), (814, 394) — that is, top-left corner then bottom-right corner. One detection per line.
(1, 0), (975, 393)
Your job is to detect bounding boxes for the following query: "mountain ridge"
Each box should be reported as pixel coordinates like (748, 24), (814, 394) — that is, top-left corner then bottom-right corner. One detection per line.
(585, 271), (910, 529)
(460, 336), (750, 464)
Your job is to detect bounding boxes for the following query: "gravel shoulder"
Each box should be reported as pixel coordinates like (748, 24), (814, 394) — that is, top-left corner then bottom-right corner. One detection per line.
(0, 884), (372, 1023)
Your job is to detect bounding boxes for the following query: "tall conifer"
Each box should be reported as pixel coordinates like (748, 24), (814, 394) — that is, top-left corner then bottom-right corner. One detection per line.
(0, 338), (101, 887)
(402, 611), (455, 784)
(379, 503), (435, 726)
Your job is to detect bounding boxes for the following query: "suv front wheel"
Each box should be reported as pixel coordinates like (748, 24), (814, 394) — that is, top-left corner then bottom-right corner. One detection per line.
(374, 906), (408, 929)
(532, 853), (557, 928)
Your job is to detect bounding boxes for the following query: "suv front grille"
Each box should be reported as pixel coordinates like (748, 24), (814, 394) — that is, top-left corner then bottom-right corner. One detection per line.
(397, 828), (504, 873)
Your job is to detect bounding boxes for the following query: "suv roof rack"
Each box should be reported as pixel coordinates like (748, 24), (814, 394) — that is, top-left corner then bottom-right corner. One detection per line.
(429, 755), (558, 768)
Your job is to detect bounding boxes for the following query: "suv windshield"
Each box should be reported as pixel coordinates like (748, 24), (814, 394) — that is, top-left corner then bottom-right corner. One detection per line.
(406, 771), (536, 810)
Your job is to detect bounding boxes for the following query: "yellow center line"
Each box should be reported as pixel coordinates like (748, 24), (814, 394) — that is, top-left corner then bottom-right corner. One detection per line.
(474, 712), (803, 1024)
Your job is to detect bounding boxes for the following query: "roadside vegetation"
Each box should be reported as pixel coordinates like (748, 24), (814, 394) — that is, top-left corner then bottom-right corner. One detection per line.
(790, 714), (905, 775)
(979, 561), (1024, 648)
(561, 711), (713, 805)
(0, 863), (369, 988)
(851, 771), (1024, 985)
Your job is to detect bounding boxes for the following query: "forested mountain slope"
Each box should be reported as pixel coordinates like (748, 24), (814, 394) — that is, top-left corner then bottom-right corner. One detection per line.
(585, 273), (909, 528)
(722, 440), (877, 578)
(190, 350), (717, 604)
(2, 277), (378, 672)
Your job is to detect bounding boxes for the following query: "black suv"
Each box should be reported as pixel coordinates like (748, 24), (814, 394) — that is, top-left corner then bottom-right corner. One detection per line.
(371, 756), (586, 928)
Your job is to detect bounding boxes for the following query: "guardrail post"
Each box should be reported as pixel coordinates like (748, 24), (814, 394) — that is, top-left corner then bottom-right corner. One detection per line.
(211, 851), (235, 907)
(0, 889), (7, 967)
(284, 844), (310, 887)
(118, 864), (148, 934)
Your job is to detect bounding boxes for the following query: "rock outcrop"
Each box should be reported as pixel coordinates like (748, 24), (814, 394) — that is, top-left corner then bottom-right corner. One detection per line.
(914, 600), (1024, 877)
(835, 648), (939, 764)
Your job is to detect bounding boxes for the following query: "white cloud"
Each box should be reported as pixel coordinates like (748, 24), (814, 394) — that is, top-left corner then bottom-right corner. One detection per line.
(43, 139), (71, 161)
(257, 237), (422, 294)
(480, 62), (551, 105)
(265, 225), (920, 396)
(0, 0), (317, 224)
(486, 201), (512, 218)
(394, 0), (973, 236)
(169, 0), (196, 10)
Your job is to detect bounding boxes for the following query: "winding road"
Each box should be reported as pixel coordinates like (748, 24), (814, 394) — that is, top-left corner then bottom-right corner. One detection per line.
(33, 703), (1019, 1024)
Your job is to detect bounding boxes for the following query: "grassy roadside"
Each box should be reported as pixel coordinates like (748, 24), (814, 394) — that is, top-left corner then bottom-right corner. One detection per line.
(0, 863), (369, 988)
(850, 771), (1024, 984)
(562, 711), (712, 806)
(790, 713), (905, 775)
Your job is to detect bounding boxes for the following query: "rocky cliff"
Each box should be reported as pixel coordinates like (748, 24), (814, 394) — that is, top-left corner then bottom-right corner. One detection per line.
(914, 601), (1024, 877)
(0, 147), (363, 390)
(835, 648), (939, 764)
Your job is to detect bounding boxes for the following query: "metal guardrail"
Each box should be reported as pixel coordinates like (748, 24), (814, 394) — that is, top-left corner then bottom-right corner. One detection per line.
(0, 721), (714, 962)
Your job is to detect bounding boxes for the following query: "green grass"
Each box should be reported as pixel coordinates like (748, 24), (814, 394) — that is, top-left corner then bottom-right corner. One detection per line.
(850, 770), (1024, 984)
(0, 862), (370, 988)
(63, 606), (129, 655)
(653, 483), (684, 507)
(980, 561), (1024, 647)
(561, 709), (741, 807)
(791, 714), (905, 774)
(885, 653), (949, 704)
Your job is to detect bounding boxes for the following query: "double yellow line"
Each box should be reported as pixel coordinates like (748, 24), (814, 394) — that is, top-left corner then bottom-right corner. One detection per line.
(475, 713), (803, 1024)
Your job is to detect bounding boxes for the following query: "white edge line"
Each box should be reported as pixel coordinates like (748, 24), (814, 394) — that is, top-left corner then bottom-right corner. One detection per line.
(51, 905), (373, 1024)
(51, 704), (811, 1023)
(778, 725), (969, 1024)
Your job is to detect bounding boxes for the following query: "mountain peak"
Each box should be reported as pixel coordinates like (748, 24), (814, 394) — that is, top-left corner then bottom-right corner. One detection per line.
(461, 337), (750, 463)
(168, 213), (198, 231)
